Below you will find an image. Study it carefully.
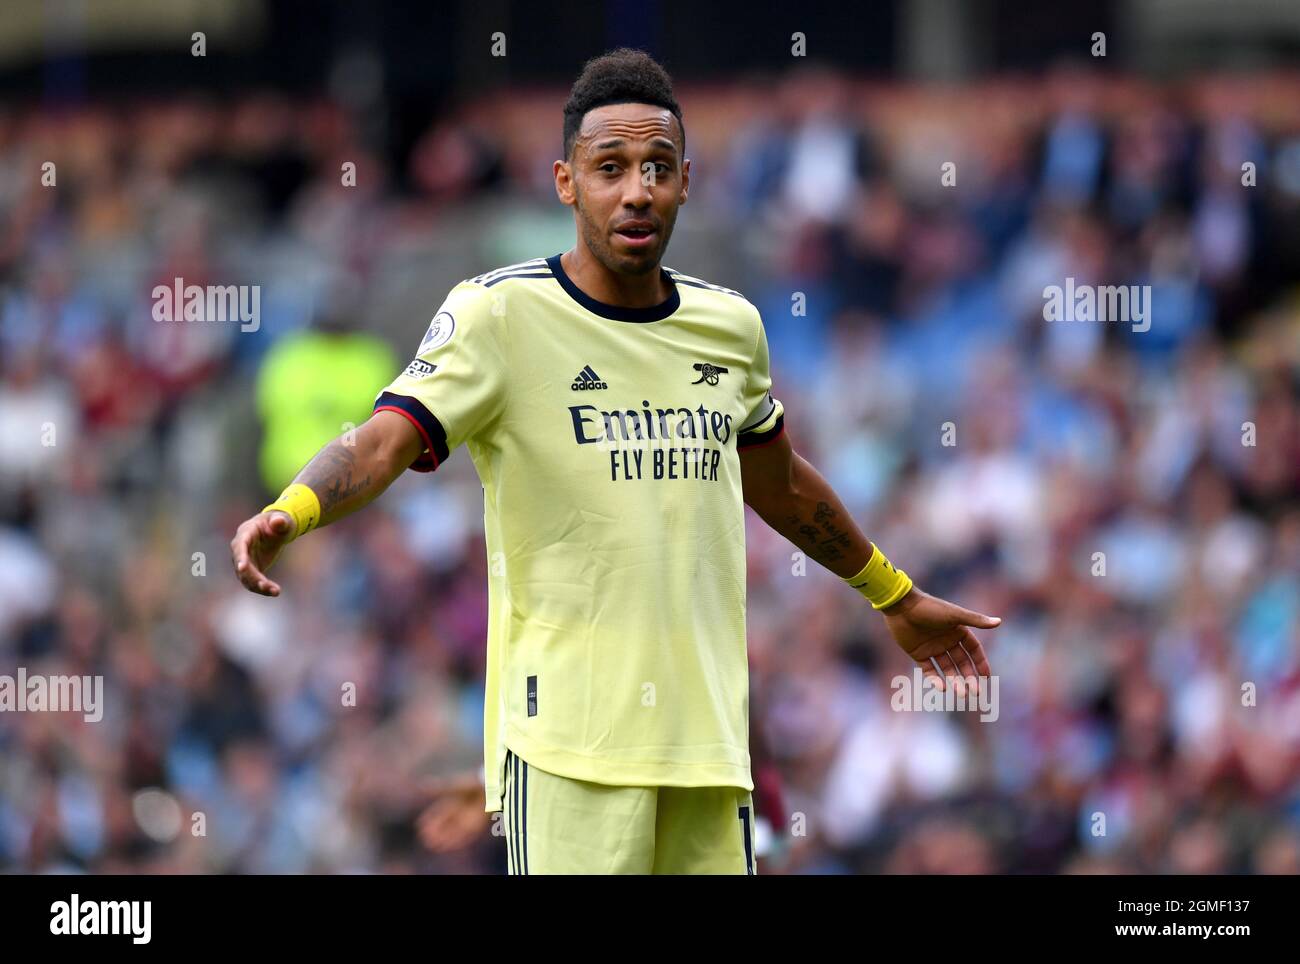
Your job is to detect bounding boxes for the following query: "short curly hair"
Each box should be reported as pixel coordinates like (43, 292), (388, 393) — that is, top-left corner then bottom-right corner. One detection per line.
(562, 48), (684, 159)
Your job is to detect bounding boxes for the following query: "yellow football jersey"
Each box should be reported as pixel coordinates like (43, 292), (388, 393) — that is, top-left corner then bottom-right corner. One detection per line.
(373, 255), (785, 812)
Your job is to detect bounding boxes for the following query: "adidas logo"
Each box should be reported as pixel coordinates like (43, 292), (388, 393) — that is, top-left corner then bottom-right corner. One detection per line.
(571, 365), (608, 390)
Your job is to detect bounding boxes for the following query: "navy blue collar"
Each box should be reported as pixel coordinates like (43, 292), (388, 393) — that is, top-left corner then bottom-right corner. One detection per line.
(547, 253), (680, 323)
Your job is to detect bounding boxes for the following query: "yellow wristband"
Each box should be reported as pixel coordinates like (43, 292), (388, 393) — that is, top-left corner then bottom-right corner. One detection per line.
(261, 483), (321, 542)
(845, 544), (913, 610)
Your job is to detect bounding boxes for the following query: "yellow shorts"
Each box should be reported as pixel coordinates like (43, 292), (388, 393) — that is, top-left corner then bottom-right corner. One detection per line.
(501, 749), (757, 875)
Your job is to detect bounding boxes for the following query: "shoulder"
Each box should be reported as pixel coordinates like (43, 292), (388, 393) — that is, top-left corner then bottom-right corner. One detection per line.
(461, 257), (555, 289)
(425, 258), (554, 335)
(666, 265), (758, 318)
(665, 264), (763, 337)
(664, 265), (749, 302)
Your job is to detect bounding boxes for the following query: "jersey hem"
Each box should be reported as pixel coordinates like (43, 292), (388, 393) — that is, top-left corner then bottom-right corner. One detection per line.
(498, 728), (754, 801)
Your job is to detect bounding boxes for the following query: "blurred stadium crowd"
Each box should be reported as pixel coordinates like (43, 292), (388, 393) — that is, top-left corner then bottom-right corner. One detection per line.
(1, 65), (1298, 874)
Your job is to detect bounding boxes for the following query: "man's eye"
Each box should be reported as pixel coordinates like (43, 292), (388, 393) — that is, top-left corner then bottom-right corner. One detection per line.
(599, 163), (619, 173)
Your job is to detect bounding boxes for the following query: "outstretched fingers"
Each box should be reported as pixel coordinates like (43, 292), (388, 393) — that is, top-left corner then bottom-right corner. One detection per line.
(231, 522), (280, 596)
(918, 657), (947, 692)
(959, 627), (993, 677)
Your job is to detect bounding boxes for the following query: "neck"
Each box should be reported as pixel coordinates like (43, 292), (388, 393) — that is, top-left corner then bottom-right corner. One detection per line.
(561, 246), (670, 309)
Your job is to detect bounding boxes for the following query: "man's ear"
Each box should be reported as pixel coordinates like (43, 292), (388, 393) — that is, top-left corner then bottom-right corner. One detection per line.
(554, 159), (576, 206)
(679, 157), (690, 205)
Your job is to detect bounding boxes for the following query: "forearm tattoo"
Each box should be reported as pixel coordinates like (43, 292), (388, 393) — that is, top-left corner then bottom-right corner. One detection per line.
(297, 440), (373, 516)
(783, 501), (856, 564)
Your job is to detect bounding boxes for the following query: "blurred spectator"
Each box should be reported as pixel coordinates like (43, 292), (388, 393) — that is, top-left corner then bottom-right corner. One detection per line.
(1, 68), (1297, 874)
(255, 277), (396, 493)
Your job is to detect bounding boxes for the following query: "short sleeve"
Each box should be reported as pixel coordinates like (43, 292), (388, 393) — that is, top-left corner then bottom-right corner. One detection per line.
(373, 282), (508, 472)
(736, 311), (785, 450)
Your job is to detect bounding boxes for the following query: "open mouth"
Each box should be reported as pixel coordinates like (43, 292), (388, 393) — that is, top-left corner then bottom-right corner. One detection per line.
(614, 222), (657, 247)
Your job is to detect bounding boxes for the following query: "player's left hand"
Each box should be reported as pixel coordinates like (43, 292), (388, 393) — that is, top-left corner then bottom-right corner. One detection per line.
(880, 588), (999, 696)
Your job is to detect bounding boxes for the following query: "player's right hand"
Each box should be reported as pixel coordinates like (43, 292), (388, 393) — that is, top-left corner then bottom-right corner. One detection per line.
(229, 511), (294, 596)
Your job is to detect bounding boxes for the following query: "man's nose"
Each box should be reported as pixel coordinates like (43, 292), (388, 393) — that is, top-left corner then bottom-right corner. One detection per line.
(621, 169), (654, 206)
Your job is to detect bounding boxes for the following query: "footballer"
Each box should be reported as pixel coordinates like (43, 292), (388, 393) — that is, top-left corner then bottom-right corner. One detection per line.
(230, 48), (1000, 875)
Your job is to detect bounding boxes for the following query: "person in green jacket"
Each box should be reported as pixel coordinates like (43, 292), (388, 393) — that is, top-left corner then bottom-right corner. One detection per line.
(256, 286), (397, 494)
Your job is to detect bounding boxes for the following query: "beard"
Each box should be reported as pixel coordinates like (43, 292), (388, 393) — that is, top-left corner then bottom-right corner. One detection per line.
(574, 190), (674, 276)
